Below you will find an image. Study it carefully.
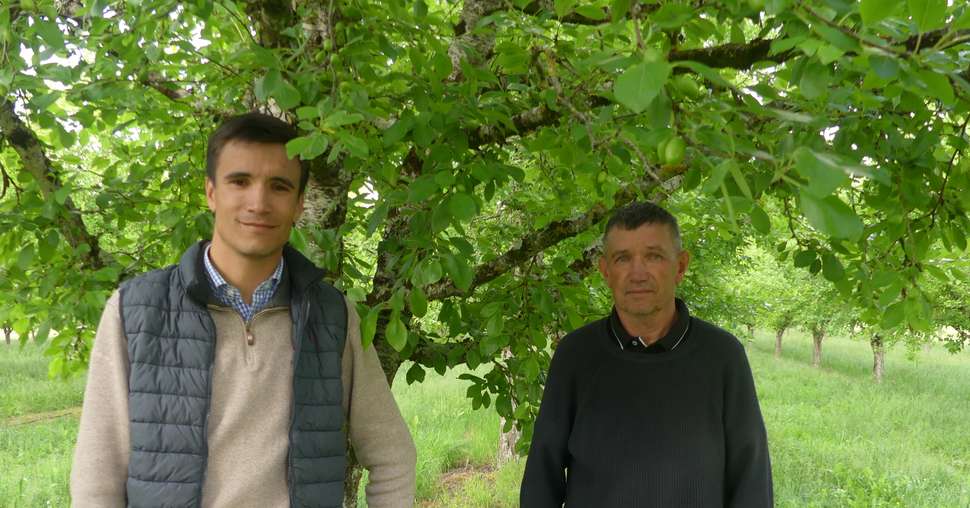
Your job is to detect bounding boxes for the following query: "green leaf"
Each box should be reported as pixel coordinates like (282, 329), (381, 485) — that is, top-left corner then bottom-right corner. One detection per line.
(17, 245), (34, 270)
(38, 230), (59, 262)
(286, 133), (329, 160)
(727, 161), (753, 200)
(821, 253), (845, 282)
(385, 311), (408, 351)
(651, 4), (694, 29)
(35, 19), (65, 51)
(521, 356), (540, 382)
(702, 160), (732, 194)
(359, 305), (379, 349)
(611, 0), (632, 22)
(750, 205), (771, 234)
(955, 8), (970, 29)
(794, 147), (850, 197)
(860, 0), (897, 25)
(261, 69), (301, 109)
(365, 202), (389, 237)
(575, 5), (607, 20)
(908, 0), (946, 32)
(869, 55), (900, 80)
(405, 363), (426, 384)
(449, 192), (478, 222)
(800, 63), (830, 99)
(338, 133), (369, 158)
(880, 301), (905, 329)
(442, 253), (474, 291)
(799, 191), (864, 240)
(409, 286), (428, 318)
(917, 70), (954, 105)
(614, 61), (671, 114)
(793, 250), (816, 268)
(323, 110), (364, 129)
(383, 115), (414, 146)
(554, 0), (577, 17)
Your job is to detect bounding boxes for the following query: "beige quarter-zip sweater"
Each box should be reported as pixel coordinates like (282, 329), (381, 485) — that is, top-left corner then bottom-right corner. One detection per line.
(70, 290), (416, 508)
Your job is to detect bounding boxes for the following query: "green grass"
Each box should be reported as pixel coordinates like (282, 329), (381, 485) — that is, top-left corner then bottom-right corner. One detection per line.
(0, 341), (85, 419)
(3, 331), (970, 507)
(747, 329), (970, 508)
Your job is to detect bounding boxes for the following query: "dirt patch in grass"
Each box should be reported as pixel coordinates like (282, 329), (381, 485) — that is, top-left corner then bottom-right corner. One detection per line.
(3, 406), (81, 426)
(418, 461), (497, 507)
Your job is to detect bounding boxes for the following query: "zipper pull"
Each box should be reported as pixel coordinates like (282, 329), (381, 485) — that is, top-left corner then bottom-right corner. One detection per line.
(246, 331), (254, 346)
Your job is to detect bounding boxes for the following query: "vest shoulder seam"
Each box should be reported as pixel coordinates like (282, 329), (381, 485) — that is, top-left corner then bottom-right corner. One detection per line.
(130, 389), (208, 401)
(131, 419), (204, 428)
(125, 333), (212, 344)
(122, 302), (210, 314)
(127, 475), (202, 485)
(131, 448), (204, 457)
(131, 360), (208, 371)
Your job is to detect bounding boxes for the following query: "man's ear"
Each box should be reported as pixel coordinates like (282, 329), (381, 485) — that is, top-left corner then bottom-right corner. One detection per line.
(205, 178), (216, 212)
(675, 250), (690, 283)
(598, 255), (608, 280)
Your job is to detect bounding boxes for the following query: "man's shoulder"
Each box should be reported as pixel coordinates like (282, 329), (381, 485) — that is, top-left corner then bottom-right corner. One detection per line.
(690, 317), (748, 357)
(555, 317), (608, 357)
(122, 264), (179, 287)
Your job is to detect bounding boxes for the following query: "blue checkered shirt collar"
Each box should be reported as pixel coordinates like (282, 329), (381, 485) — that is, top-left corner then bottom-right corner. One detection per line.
(203, 243), (284, 323)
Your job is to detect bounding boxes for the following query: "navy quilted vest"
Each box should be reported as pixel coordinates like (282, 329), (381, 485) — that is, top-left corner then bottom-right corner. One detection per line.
(119, 241), (347, 507)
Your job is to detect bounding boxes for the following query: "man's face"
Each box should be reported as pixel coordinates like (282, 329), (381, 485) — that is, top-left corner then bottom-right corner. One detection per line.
(598, 223), (690, 319)
(205, 140), (304, 261)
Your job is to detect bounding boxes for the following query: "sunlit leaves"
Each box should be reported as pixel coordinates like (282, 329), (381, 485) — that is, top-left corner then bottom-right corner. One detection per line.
(614, 61), (670, 114)
(798, 191), (864, 241)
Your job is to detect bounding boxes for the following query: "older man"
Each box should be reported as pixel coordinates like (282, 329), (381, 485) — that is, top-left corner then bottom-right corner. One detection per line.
(521, 201), (772, 507)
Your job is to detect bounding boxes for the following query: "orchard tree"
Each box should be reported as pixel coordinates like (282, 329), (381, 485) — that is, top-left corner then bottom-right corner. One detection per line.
(4, 0), (970, 500)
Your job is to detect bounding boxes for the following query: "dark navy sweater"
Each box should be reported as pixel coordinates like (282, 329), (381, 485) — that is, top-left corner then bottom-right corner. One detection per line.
(520, 310), (773, 507)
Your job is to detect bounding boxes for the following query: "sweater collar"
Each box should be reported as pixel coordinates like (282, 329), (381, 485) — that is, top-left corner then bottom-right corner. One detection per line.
(609, 298), (691, 353)
(179, 240), (325, 305)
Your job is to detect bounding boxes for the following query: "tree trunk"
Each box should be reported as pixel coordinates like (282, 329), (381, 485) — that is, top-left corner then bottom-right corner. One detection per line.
(497, 417), (521, 464)
(2, 325), (10, 345)
(773, 327), (785, 358)
(811, 328), (824, 368)
(871, 334), (885, 383)
(497, 347), (519, 464)
(746, 324), (755, 340)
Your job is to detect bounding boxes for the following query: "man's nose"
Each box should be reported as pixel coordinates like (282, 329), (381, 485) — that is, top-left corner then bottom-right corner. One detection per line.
(628, 256), (649, 279)
(246, 184), (271, 212)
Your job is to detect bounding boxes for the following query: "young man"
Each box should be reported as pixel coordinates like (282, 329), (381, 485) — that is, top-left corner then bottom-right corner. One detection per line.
(520, 201), (772, 507)
(71, 112), (416, 507)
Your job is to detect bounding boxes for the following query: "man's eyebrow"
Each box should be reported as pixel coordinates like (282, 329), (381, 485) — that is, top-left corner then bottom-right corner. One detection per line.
(269, 176), (296, 188)
(222, 171), (251, 180)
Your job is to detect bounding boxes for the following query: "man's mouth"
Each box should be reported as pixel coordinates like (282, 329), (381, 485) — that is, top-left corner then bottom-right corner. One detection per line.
(238, 220), (277, 229)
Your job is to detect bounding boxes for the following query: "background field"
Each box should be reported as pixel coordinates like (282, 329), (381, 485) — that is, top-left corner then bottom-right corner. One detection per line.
(2, 328), (969, 507)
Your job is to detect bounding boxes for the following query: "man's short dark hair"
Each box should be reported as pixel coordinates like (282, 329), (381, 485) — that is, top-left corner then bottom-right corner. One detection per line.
(206, 112), (309, 194)
(603, 201), (682, 251)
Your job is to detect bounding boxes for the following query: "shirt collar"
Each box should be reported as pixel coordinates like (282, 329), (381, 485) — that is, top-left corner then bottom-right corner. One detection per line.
(609, 298), (691, 353)
(202, 243), (284, 305)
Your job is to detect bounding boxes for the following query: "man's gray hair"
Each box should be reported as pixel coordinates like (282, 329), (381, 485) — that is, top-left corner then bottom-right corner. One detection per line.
(603, 201), (682, 252)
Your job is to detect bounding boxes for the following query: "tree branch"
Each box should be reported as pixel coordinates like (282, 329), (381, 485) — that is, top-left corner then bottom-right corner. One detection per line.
(425, 165), (686, 301)
(0, 99), (106, 270)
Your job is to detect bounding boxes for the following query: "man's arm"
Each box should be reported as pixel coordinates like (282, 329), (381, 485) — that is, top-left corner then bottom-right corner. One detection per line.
(520, 339), (576, 508)
(71, 291), (130, 508)
(341, 302), (416, 508)
(723, 341), (773, 508)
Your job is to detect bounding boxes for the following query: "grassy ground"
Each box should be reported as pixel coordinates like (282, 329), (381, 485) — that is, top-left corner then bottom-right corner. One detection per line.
(2, 329), (970, 507)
